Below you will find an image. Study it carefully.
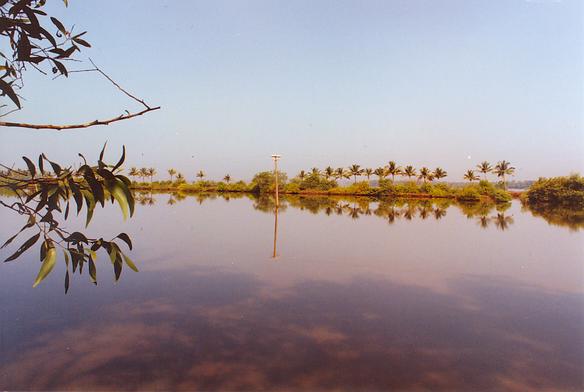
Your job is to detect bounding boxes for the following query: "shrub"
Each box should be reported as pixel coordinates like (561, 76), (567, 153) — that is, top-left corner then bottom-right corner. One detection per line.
(394, 181), (420, 195)
(250, 171), (287, 194)
(456, 186), (481, 202)
(525, 175), (584, 207)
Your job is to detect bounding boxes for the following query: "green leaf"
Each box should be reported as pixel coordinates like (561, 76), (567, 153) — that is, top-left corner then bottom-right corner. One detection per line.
(4, 233), (40, 262)
(110, 179), (131, 220)
(122, 253), (138, 272)
(82, 190), (96, 227)
(50, 17), (66, 34)
(116, 233), (132, 250)
(0, 79), (21, 109)
(33, 245), (57, 287)
(112, 145), (125, 171)
(64, 269), (70, 294)
(89, 259), (97, 285)
(22, 156), (35, 178)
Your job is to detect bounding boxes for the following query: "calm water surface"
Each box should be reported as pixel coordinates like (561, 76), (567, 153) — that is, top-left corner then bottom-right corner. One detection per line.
(0, 193), (583, 390)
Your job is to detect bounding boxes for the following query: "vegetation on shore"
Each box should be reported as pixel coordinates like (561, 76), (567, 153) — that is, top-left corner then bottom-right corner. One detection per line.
(520, 175), (584, 231)
(128, 161), (515, 203)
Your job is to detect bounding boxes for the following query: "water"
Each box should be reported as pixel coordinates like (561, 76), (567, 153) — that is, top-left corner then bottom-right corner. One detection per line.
(0, 193), (582, 390)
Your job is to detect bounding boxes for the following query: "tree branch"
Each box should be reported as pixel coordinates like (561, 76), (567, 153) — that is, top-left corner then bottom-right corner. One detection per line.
(0, 106), (160, 130)
(0, 59), (160, 131)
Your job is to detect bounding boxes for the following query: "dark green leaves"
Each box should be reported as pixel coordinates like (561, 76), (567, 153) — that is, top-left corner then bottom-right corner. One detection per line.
(4, 232), (40, 262)
(1, 0), (91, 109)
(116, 233), (132, 250)
(0, 146), (138, 292)
(49, 16), (65, 34)
(0, 78), (20, 108)
(22, 156), (35, 178)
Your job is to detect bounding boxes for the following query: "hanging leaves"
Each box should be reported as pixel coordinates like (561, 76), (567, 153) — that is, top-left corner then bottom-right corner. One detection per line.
(0, 146), (138, 292)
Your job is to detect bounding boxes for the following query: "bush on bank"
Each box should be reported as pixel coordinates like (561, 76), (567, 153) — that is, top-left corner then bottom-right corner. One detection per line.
(524, 175), (584, 207)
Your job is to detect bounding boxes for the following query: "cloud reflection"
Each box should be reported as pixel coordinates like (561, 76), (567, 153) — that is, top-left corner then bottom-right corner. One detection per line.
(0, 268), (581, 391)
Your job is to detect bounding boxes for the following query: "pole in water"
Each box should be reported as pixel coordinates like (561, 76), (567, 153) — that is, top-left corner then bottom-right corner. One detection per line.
(271, 154), (281, 207)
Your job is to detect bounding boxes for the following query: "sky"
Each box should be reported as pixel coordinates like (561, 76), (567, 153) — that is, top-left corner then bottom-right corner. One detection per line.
(1, 0), (583, 181)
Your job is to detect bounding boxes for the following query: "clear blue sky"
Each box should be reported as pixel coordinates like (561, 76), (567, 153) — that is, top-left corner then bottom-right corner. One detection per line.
(1, 0), (583, 181)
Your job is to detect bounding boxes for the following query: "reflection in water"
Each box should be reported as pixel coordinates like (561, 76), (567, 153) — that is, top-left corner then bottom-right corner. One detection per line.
(273, 205), (279, 259)
(0, 269), (581, 390)
(1, 192), (581, 390)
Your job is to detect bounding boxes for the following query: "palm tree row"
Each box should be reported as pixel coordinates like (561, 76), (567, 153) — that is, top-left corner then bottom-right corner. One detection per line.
(129, 167), (157, 183)
(130, 167), (237, 185)
(463, 160), (515, 188)
(297, 161), (448, 184)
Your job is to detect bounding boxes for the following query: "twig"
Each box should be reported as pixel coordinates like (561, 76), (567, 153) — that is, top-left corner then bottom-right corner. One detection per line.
(0, 59), (160, 130)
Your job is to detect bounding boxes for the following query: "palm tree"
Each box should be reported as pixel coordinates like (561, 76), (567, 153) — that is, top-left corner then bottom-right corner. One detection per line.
(310, 167), (320, 177)
(403, 165), (416, 181)
(167, 168), (176, 182)
(324, 166), (334, 180)
(418, 167), (431, 183)
(139, 167), (148, 183)
(147, 168), (156, 183)
(364, 168), (373, 181)
(477, 161), (492, 181)
(129, 167), (139, 181)
(374, 167), (386, 181)
(433, 167), (447, 181)
(387, 161), (402, 182)
(334, 167), (345, 180)
(298, 170), (306, 180)
(196, 170), (205, 181)
(176, 173), (185, 183)
(348, 164), (363, 184)
(223, 174), (231, 183)
(494, 160), (515, 189)
(464, 169), (479, 182)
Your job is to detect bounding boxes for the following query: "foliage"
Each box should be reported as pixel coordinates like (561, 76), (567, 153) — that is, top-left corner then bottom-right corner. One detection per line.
(291, 172), (337, 191)
(0, 145), (137, 292)
(250, 171), (287, 194)
(456, 180), (512, 203)
(0, 0), (89, 111)
(524, 175), (584, 207)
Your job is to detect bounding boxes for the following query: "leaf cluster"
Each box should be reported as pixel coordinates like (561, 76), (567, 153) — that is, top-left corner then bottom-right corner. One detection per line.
(0, 0), (90, 110)
(0, 144), (137, 292)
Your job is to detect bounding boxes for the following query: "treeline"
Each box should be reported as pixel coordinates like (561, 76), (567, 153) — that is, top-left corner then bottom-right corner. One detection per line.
(127, 160), (518, 203)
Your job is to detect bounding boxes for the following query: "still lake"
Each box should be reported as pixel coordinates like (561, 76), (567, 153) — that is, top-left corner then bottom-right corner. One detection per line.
(0, 193), (583, 390)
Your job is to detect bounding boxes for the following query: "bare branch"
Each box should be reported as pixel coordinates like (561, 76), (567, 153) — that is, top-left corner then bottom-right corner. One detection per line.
(0, 106), (160, 130)
(0, 60), (160, 130)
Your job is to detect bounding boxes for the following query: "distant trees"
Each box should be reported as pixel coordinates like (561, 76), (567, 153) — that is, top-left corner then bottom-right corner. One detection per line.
(403, 166), (416, 181)
(168, 168), (176, 182)
(196, 170), (205, 181)
(147, 168), (156, 183)
(477, 161), (492, 180)
(433, 167), (447, 181)
(323, 166), (334, 180)
(139, 168), (148, 182)
(223, 174), (231, 183)
(464, 170), (479, 182)
(387, 161), (402, 182)
(364, 168), (373, 181)
(374, 167), (387, 181)
(348, 164), (363, 183)
(418, 167), (431, 183)
(129, 167), (139, 181)
(494, 161), (515, 189)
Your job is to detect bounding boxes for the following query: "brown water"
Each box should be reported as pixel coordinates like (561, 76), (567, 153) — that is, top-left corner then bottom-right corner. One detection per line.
(0, 193), (583, 390)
